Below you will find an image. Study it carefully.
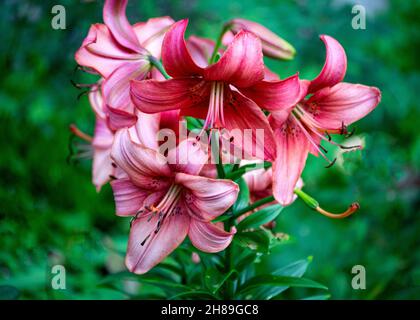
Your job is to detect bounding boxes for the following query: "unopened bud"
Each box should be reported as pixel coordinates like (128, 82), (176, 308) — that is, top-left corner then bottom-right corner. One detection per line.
(225, 18), (296, 60)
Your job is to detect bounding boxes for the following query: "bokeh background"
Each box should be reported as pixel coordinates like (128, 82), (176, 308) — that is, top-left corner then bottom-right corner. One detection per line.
(1, 0), (419, 299)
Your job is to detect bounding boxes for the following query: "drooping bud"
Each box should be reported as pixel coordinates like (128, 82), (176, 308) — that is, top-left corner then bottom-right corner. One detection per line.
(294, 189), (359, 219)
(224, 18), (296, 60)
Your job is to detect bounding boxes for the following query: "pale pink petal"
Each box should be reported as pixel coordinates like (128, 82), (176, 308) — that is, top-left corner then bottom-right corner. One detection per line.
(227, 18), (296, 60)
(129, 111), (161, 150)
(204, 31), (264, 88)
(223, 89), (277, 161)
(92, 115), (114, 148)
(111, 129), (172, 189)
(75, 24), (134, 77)
(131, 78), (211, 113)
(186, 35), (215, 68)
(271, 117), (311, 206)
(133, 17), (174, 58)
(88, 81), (106, 119)
(103, 0), (143, 53)
(162, 19), (204, 77)
(103, 61), (151, 130)
(167, 139), (208, 175)
(188, 219), (235, 253)
(126, 204), (190, 274)
(308, 35), (347, 93)
(92, 116), (114, 191)
(92, 147), (113, 192)
(239, 74), (301, 112)
(264, 67), (280, 81)
(107, 106), (138, 131)
(307, 82), (381, 130)
(175, 172), (239, 221)
(110, 178), (151, 216)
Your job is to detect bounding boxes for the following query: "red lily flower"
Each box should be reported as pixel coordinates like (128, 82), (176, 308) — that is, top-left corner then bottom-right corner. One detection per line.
(130, 19), (301, 161)
(267, 35), (381, 205)
(110, 129), (239, 274)
(75, 0), (174, 129)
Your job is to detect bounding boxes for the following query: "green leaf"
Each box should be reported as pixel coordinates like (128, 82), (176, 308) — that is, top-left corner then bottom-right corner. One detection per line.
(237, 204), (283, 231)
(169, 290), (218, 300)
(235, 250), (261, 272)
(301, 294), (331, 300)
(232, 178), (250, 213)
(0, 285), (19, 300)
(238, 275), (328, 298)
(252, 257), (312, 299)
(234, 229), (272, 253)
(225, 162), (272, 181)
(204, 268), (237, 294)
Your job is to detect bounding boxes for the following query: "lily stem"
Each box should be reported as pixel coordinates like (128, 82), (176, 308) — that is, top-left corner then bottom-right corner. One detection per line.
(148, 56), (171, 80)
(232, 195), (276, 219)
(209, 24), (231, 64)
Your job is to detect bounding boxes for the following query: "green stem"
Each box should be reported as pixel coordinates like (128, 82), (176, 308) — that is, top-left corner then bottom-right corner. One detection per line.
(148, 56), (171, 80)
(211, 131), (225, 178)
(225, 162), (272, 181)
(233, 195), (276, 219)
(209, 24), (231, 64)
(224, 215), (235, 299)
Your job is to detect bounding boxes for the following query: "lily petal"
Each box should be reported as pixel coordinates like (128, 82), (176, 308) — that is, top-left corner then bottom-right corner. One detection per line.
(308, 82), (381, 130)
(188, 219), (236, 253)
(103, 61), (151, 129)
(167, 139), (208, 175)
(227, 18), (296, 60)
(130, 111), (161, 150)
(133, 17), (174, 58)
(103, 0), (143, 53)
(271, 117), (310, 206)
(92, 117), (114, 191)
(92, 148), (113, 192)
(162, 19), (204, 77)
(107, 106), (138, 131)
(75, 24), (134, 77)
(110, 178), (151, 216)
(223, 90), (277, 161)
(204, 31), (264, 88)
(187, 35), (215, 68)
(175, 172), (239, 221)
(88, 81), (106, 119)
(239, 74), (301, 112)
(126, 205), (190, 274)
(111, 129), (172, 189)
(308, 35), (347, 93)
(131, 78), (211, 113)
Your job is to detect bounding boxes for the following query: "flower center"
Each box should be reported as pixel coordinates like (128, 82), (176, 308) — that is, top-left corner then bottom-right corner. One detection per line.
(132, 184), (183, 246)
(290, 103), (361, 168)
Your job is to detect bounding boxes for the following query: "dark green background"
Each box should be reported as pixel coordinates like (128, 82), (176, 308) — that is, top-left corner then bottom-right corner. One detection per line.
(1, 0), (419, 299)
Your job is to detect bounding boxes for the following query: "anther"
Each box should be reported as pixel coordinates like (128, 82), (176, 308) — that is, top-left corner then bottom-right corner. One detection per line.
(325, 157), (337, 168)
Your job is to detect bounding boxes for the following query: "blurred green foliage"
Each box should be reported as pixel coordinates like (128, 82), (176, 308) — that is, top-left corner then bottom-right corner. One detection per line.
(0, 0), (419, 299)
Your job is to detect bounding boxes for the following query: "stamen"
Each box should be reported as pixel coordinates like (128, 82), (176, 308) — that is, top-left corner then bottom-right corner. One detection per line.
(140, 234), (151, 246)
(324, 157), (337, 168)
(69, 124), (93, 143)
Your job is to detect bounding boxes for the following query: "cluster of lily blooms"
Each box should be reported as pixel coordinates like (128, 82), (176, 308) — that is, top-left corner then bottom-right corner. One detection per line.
(71, 0), (381, 274)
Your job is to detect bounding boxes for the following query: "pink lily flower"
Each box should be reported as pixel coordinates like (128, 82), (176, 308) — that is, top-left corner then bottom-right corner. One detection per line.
(75, 0), (174, 129)
(223, 18), (296, 60)
(110, 129), (239, 274)
(267, 35), (381, 206)
(130, 19), (302, 161)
